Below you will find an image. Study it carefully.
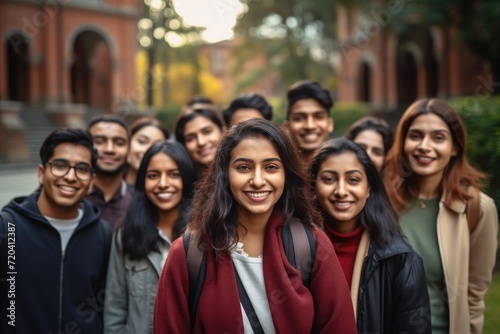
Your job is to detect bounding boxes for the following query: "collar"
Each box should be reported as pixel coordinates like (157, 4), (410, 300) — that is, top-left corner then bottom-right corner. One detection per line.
(89, 179), (129, 199)
(440, 192), (466, 214)
(119, 180), (129, 197)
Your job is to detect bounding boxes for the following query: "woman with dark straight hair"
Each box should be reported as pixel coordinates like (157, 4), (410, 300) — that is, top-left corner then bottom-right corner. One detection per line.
(309, 138), (431, 333)
(104, 140), (197, 333)
(155, 119), (356, 333)
(384, 98), (498, 333)
(344, 116), (393, 173)
(125, 116), (170, 186)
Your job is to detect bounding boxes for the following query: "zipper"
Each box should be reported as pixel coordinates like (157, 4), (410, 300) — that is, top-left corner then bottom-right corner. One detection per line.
(58, 250), (65, 333)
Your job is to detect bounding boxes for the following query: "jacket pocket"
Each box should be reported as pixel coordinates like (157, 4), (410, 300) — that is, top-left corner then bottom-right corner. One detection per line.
(125, 262), (150, 298)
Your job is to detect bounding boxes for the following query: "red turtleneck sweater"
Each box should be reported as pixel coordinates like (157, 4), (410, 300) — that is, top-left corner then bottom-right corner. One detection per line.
(325, 225), (364, 287)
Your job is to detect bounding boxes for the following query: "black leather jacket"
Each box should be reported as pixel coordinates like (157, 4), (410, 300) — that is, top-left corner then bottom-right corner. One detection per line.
(356, 234), (431, 334)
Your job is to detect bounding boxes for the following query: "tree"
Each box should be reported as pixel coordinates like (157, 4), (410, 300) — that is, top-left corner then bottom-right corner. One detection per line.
(137, 0), (202, 108)
(233, 0), (346, 93)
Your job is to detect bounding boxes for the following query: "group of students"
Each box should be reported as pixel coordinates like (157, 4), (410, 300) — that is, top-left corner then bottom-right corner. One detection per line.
(0, 80), (498, 334)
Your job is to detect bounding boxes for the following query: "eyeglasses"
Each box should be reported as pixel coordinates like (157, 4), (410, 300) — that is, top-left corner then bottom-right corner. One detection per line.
(45, 160), (93, 181)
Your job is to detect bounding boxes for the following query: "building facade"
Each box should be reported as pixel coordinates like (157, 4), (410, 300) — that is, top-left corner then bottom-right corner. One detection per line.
(0, 0), (140, 163)
(336, 5), (493, 114)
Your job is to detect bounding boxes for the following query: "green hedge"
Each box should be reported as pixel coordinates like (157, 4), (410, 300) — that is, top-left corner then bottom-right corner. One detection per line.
(157, 105), (183, 133)
(449, 96), (500, 207)
(330, 102), (368, 138)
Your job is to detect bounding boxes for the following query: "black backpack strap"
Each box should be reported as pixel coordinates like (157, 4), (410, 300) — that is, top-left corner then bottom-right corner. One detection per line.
(234, 264), (265, 334)
(282, 218), (316, 288)
(0, 211), (14, 300)
(183, 232), (206, 327)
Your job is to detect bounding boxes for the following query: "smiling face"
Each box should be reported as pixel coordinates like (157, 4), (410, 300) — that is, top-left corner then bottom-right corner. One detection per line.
(144, 153), (183, 214)
(285, 98), (333, 153)
(88, 122), (129, 175)
(183, 115), (222, 167)
(315, 152), (370, 232)
(229, 136), (285, 223)
(404, 113), (457, 184)
(37, 143), (94, 219)
(353, 129), (386, 172)
(128, 125), (167, 172)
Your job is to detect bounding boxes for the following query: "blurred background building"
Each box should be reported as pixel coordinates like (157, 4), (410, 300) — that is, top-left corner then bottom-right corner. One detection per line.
(336, 5), (493, 114)
(0, 0), (139, 165)
(0, 0), (498, 181)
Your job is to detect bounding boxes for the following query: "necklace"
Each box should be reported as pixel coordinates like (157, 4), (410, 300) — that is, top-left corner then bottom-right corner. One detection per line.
(418, 199), (427, 209)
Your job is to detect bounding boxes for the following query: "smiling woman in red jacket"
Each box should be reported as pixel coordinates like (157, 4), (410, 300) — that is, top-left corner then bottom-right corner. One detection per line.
(154, 119), (356, 333)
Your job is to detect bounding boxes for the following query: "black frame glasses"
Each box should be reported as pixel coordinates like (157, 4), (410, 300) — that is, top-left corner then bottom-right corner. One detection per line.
(45, 160), (94, 181)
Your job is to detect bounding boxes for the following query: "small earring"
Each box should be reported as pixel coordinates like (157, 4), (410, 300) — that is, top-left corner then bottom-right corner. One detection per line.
(367, 193), (370, 198)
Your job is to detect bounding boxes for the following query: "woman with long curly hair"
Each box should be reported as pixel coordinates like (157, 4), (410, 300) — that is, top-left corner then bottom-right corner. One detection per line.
(154, 119), (356, 333)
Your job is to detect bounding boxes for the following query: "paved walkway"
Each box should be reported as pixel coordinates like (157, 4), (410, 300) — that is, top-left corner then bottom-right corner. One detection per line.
(0, 168), (39, 208)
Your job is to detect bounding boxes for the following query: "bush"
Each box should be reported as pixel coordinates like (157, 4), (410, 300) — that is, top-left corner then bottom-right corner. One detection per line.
(157, 105), (183, 133)
(331, 102), (368, 138)
(449, 95), (500, 207)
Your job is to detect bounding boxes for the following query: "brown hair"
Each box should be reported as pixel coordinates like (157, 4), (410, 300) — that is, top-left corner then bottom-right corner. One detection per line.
(384, 98), (486, 212)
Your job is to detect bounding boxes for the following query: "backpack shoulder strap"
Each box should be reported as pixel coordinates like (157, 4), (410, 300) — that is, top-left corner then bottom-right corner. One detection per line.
(0, 211), (14, 299)
(183, 232), (206, 327)
(281, 218), (316, 288)
(466, 187), (481, 233)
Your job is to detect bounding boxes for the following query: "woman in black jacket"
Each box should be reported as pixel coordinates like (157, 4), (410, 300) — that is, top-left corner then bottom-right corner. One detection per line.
(309, 138), (431, 334)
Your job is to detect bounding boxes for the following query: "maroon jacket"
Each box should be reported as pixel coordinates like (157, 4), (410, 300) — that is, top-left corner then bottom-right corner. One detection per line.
(154, 210), (356, 333)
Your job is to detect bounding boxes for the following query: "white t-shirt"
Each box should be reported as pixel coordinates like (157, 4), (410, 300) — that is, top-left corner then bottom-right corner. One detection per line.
(231, 242), (276, 334)
(45, 208), (83, 252)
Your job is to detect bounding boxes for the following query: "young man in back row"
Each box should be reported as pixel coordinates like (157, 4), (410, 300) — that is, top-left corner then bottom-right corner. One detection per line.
(283, 80), (334, 164)
(0, 128), (112, 333)
(86, 115), (133, 229)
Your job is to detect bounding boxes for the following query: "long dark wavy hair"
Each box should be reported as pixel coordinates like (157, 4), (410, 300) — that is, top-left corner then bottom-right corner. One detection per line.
(309, 138), (400, 247)
(189, 118), (322, 254)
(121, 140), (197, 260)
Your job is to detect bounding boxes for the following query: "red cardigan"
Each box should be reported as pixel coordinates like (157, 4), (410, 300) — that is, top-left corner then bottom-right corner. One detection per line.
(154, 210), (356, 333)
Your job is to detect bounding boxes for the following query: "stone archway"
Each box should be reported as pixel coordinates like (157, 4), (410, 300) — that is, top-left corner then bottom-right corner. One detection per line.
(397, 39), (421, 108)
(358, 62), (371, 102)
(6, 33), (30, 102)
(70, 30), (112, 111)
(424, 31), (439, 97)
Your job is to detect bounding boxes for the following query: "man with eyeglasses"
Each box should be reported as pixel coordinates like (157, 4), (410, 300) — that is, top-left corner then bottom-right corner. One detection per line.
(0, 128), (112, 333)
(86, 115), (133, 229)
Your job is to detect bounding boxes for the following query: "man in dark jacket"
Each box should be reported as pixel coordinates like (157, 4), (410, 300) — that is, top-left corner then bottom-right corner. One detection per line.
(0, 128), (112, 333)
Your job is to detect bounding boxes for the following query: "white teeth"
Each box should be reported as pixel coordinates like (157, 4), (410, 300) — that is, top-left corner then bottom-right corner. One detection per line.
(417, 157), (433, 162)
(60, 186), (76, 192)
(157, 193), (174, 199)
(303, 134), (319, 142)
(334, 201), (351, 207)
(247, 192), (270, 198)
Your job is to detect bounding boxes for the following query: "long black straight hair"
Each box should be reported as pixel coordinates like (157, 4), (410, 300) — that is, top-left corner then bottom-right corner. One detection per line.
(309, 138), (400, 248)
(121, 140), (197, 260)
